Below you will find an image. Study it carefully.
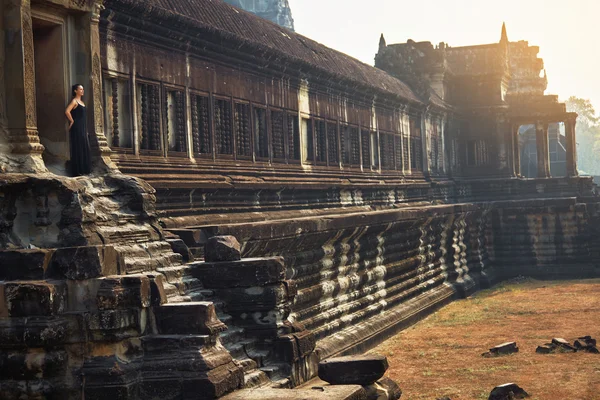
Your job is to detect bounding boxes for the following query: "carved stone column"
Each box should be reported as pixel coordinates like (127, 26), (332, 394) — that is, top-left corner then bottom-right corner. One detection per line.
(535, 121), (550, 178)
(3, 0), (47, 173)
(420, 108), (430, 176)
(565, 113), (578, 177)
(511, 124), (521, 177)
(73, 1), (117, 173)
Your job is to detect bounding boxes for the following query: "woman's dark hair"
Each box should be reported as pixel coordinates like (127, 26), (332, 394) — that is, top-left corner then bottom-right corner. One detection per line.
(71, 84), (83, 97)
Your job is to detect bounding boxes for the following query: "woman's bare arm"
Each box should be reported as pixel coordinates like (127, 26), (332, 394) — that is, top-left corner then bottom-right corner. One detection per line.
(65, 99), (78, 128)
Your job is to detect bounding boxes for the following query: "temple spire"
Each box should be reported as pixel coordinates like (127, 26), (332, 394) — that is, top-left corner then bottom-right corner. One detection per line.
(379, 33), (387, 51)
(500, 22), (509, 44)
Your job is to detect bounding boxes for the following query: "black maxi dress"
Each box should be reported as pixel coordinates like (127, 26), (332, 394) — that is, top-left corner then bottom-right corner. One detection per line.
(69, 102), (91, 176)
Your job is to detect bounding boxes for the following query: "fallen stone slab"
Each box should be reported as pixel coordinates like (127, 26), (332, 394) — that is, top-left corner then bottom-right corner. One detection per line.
(204, 235), (242, 262)
(363, 377), (402, 400)
(319, 354), (389, 386)
(574, 336), (597, 352)
(551, 338), (570, 346)
(488, 383), (530, 400)
(535, 345), (553, 354)
(482, 342), (519, 357)
(220, 385), (367, 400)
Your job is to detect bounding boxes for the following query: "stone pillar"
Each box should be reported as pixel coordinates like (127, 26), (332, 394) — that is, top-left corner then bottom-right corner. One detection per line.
(420, 109), (430, 176)
(511, 124), (520, 177)
(73, 1), (117, 173)
(3, 0), (47, 173)
(565, 114), (578, 177)
(535, 121), (550, 178)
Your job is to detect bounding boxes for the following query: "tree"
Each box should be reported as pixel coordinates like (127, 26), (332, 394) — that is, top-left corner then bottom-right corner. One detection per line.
(566, 97), (600, 175)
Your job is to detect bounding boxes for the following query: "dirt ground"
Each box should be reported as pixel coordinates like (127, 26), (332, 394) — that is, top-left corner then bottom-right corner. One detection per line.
(372, 279), (600, 400)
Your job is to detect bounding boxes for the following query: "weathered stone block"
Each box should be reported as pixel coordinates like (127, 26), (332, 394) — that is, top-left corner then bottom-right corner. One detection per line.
(488, 383), (530, 400)
(219, 283), (292, 311)
(167, 238), (194, 262)
(204, 236), (242, 262)
(85, 309), (145, 341)
(2, 281), (67, 317)
(147, 273), (168, 306)
(191, 257), (285, 288)
(181, 361), (244, 399)
(294, 330), (316, 357)
(49, 245), (118, 280)
(96, 275), (151, 310)
(0, 349), (69, 380)
(364, 377), (402, 400)
(274, 334), (300, 362)
(153, 302), (227, 336)
(142, 335), (233, 372)
(0, 249), (54, 280)
(319, 354), (389, 385)
(482, 341), (519, 357)
(220, 385), (367, 400)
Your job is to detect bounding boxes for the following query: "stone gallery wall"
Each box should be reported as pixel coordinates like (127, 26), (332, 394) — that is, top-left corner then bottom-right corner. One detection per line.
(178, 178), (600, 387)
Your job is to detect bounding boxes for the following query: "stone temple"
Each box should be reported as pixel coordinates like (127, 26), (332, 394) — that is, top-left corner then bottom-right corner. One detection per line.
(0, 0), (598, 399)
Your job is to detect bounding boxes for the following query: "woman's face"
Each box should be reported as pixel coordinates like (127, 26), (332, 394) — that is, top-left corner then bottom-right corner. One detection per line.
(74, 86), (84, 97)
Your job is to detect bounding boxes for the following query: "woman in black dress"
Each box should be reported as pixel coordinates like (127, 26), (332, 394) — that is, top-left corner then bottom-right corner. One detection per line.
(65, 84), (91, 176)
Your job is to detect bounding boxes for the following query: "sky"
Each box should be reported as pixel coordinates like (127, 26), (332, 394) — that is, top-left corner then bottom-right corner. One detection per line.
(288, 0), (600, 114)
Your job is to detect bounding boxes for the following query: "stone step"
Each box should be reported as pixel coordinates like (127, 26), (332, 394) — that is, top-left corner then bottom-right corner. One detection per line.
(243, 370), (271, 389)
(237, 358), (258, 372)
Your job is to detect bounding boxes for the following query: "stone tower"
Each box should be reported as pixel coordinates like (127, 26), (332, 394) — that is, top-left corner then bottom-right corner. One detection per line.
(223, 0), (295, 30)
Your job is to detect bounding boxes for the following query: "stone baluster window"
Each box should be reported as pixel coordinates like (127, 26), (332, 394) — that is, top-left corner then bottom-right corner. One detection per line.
(379, 131), (395, 170)
(271, 110), (285, 160)
(431, 123), (439, 173)
(165, 88), (186, 153)
(214, 98), (233, 155)
(394, 134), (403, 171)
(234, 103), (251, 157)
(253, 107), (268, 159)
(137, 82), (162, 151)
(466, 140), (489, 166)
(315, 120), (327, 163)
(340, 125), (349, 165)
(361, 129), (370, 169)
(190, 94), (211, 156)
(103, 76), (133, 149)
(287, 113), (300, 161)
(349, 126), (360, 166)
(327, 122), (338, 165)
(410, 118), (423, 171)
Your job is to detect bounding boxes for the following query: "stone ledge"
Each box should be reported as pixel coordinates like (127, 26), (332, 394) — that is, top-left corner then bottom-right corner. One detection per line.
(220, 385), (367, 400)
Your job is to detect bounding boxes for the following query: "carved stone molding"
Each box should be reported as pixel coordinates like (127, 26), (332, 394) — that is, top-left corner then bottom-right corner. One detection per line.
(21, 4), (37, 129)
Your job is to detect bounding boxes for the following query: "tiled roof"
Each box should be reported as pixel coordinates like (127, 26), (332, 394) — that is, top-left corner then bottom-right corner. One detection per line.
(105, 0), (423, 104)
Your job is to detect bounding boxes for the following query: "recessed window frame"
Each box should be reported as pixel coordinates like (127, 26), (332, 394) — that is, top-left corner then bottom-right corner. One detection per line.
(163, 83), (188, 157)
(135, 78), (164, 157)
(102, 71), (135, 154)
(189, 89), (213, 159)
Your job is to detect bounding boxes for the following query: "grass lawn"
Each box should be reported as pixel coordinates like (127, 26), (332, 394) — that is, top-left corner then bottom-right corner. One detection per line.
(372, 278), (600, 399)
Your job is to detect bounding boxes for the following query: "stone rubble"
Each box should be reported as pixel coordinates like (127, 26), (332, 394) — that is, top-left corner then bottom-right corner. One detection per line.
(488, 383), (530, 400)
(482, 342), (519, 357)
(536, 337), (598, 354)
(204, 235), (243, 262)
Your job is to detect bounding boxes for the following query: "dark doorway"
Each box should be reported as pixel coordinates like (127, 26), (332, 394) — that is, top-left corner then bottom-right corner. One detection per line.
(32, 15), (69, 175)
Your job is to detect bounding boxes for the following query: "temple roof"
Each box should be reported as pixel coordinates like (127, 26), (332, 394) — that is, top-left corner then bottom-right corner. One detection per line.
(105, 0), (423, 105)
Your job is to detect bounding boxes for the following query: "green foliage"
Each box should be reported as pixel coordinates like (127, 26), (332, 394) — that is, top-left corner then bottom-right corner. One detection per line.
(566, 96), (600, 175)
